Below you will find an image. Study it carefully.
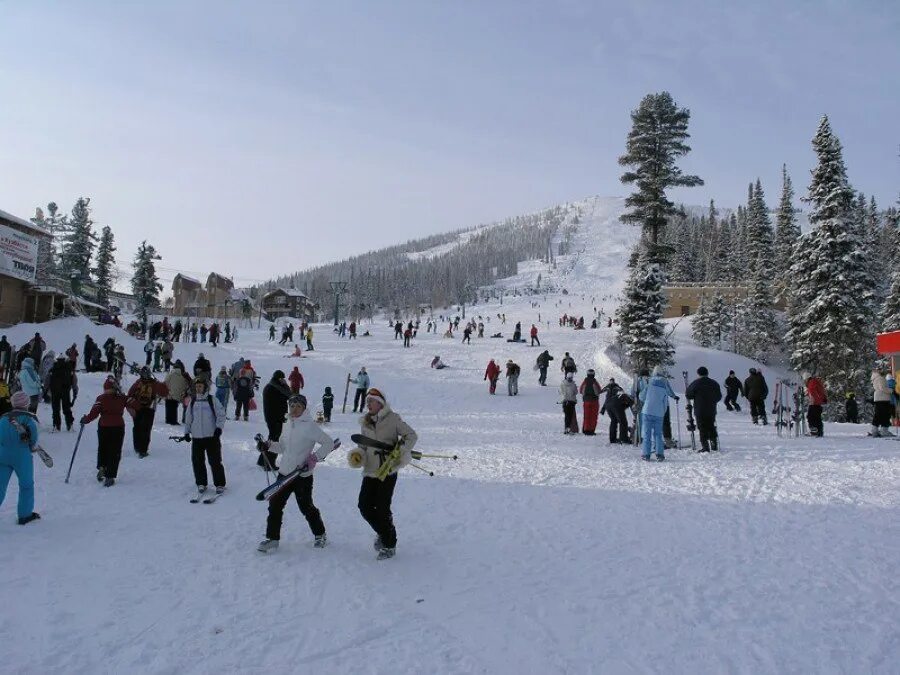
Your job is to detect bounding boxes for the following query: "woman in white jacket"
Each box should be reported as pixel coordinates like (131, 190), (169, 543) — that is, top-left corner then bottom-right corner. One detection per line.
(258, 394), (338, 553)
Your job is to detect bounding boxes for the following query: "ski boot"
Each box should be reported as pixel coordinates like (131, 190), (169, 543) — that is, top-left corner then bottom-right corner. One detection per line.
(104, 477), (116, 487)
(655, 454), (665, 462)
(257, 539), (279, 553)
(314, 534), (328, 549)
(18, 512), (41, 526)
(97, 467), (106, 483)
(377, 547), (396, 560)
(641, 455), (652, 462)
(373, 536), (383, 551)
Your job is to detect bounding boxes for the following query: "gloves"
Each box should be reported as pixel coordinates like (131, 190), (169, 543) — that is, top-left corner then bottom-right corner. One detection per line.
(213, 428), (222, 439)
(80, 416), (88, 425)
(306, 453), (318, 470)
(183, 433), (192, 443)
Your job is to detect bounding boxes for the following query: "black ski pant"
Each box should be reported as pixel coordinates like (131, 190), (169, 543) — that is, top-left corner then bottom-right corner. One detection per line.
(259, 419), (282, 468)
(724, 390), (741, 411)
(132, 407), (155, 455)
(191, 436), (226, 488)
(358, 473), (398, 549)
(538, 367), (547, 385)
(608, 408), (629, 443)
(663, 407), (672, 441)
(164, 399), (180, 425)
(306, 339), (314, 351)
(563, 401), (577, 433)
(807, 404), (824, 436)
(51, 392), (74, 430)
(323, 404), (332, 422)
(696, 411), (718, 450)
(266, 474), (324, 540)
(353, 388), (367, 413)
(145, 351), (152, 366)
(97, 426), (125, 478)
(531, 336), (540, 346)
(749, 399), (767, 423)
(872, 401), (892, 428)
(235, 399), (249, 420)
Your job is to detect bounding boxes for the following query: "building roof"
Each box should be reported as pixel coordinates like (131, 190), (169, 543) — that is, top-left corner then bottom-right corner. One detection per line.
(173, 273), (202, 288)
(264, 287), (309, 299)
(0, 208), (51, 236)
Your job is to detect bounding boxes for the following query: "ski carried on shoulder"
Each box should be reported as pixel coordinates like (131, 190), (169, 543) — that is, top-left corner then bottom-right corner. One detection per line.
(4, 411), (53, 467)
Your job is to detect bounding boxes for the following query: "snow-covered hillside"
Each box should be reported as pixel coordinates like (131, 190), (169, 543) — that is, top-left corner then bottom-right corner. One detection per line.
(2, 201), (899, 672)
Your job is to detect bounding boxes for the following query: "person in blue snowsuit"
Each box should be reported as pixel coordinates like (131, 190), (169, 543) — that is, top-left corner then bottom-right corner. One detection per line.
(638, 366), (679, 461)
(0, 391), (41, 524)
(18, 357), (42, 414)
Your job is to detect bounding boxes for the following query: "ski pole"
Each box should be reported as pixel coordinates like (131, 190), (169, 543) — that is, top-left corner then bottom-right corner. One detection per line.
(64, 423), (86, 484)
(409, 462), (434, 477)
(254, 433), (274, 486)
(674, 399), (682, 451)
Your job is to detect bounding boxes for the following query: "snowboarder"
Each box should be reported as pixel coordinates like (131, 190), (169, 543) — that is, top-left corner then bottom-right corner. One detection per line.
(256, 394), (338, 553)
(355, 388), (417, 560)
(183, 376), (226, 497)
(535, 350), (553, 386)
(81, 377), (128, 486)
(351, 367), (370, 413)
(484, 359), (501, 394)
(305, 326), (314, 351)
(579, 369), (601, 435)
(506, 360), (520, 396)
(724, 370), (743, 411)
(638, 367), (678, 461)
(559, 373), (579, 434)
(126, 367), (168, 457)
(744, 368), (769, 425)
(804, 374), (827, 437)
(685, 367), (723, 452)
(0, 391), (42, 524)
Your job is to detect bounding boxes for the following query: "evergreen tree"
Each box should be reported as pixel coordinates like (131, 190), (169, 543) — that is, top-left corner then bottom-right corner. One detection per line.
(92, 226), (117, 306)
(131, 241), (163, 320)
(616, 250), (673, 371)
(691, 294), (713, 348)
(30, 202), (69, 286)
(773, 165), (799, 302)
(708, 293), (732, 350)
(786, 116), (875, 415)
(59, 197), (98, 292)
(618, 92), (703, 247)
(741, 180), (778, 361)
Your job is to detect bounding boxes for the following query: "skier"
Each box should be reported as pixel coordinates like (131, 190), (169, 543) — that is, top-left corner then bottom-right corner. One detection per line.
(601, 379), (630, 444)
(0, 391), (42, 524)
(535, 350), (553, 386)
(685, 367), (723, 452)
(462, 325), (472, 344)
(484, 359), (501, 394)
(17, 358), (42, 414)
(560, 352), (577, 377)
(183, 376), (226, 498)
(351, 367), (370, 413)
(322, 386), (334, 422)
(403, 326), (412, 348)
(804, 374), (827, 437)
(724, 370), (743, 411)
(305, 326), (314, 351)
(355, 388), (417, 560)
(530, 324), (540, 347)
(214, 366), (231, 410)
(559, 372), (579, 434)
(81, 377), (128, 486)
(164, 363), (191, 426)
(48, 356), (77, 432)
(288, 366), (305, 394)
(744, 368), (769, 425)
(638, 366), (678, 461)
(256, 394), (338, 553)
(261, 370), (291, 469)
(870, 367), (893, 437)
(845, 392), (859, 424)
(506, 360), (520, 396)
(126, 367), (168, 457)
(578, 369), (601, 435)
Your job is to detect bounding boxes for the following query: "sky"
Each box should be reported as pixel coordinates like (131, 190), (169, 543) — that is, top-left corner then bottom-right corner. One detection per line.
(1, 1), (898, 291)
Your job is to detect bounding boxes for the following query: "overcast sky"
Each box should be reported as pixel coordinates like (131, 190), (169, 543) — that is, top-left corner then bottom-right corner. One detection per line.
(1, 1), (897, 290)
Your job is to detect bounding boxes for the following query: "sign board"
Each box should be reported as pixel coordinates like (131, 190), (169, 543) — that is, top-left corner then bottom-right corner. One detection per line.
(0, 223), (39, 282)
(876, 330), (900, 357)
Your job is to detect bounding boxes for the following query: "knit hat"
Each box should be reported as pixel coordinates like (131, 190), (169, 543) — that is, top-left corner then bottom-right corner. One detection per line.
(587, 369), (595, 376)
(288, 393), (307, 408)
(103, 376), (117, 391)
(749, 367), (757, 374)
(11, 391), (30, 409)
(697, 366), (709, 376)
(366, 388), (386, 408)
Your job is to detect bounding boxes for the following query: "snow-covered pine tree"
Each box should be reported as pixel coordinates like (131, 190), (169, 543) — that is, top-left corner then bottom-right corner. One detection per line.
(30, 202), (70, 287)
(615, 248), (673, 371)
(691, 294), (713, 348)
(131, 241), (163, 320)
(92, 226), (117, 306)
(741, 180), (778, 362)
(59, 197), (98, 293)
(786, 116), (876, 415)
(708, 293), (732, 350)
(773, 165), (799, 303)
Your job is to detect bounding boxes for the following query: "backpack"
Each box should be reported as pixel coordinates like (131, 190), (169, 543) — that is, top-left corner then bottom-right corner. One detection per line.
(190, 394), (216, 419)
(136, 380), (156, 406)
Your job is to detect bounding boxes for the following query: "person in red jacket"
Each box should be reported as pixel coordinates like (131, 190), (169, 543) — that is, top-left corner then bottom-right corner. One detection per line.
(530, 324), (540, 347)
(126, 367), (169, 457)
(805, 374), (827, 437)
(81, 377), (129, 486)
(288, 366), (305, 394)
(579, 369), (602, 435)
(484, 359), (501, 394)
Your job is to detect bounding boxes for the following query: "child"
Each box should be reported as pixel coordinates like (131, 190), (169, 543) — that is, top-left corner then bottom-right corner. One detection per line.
(322, 386), (334, 423)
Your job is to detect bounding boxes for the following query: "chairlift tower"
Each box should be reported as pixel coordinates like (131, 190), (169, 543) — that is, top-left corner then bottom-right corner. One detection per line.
(330, 280), (349, 326)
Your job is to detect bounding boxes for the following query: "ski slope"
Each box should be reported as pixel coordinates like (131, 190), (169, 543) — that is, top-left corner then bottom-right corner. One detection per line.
(2, 207), (899, 673)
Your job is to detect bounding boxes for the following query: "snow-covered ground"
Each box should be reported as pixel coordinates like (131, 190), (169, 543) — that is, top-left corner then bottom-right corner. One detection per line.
(2, 207), (899, 673)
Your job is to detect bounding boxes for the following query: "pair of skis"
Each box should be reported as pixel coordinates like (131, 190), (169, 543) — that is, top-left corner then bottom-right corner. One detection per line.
(6, 411), (54, 468)
(254, 438), (342, 501)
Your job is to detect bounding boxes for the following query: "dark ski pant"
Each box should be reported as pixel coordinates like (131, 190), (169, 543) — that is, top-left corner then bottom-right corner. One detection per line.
(306, 339), (314, 351)
(531, 336), (540, 346)
(51, 392), (74, 430)
(259, 419), (282, 468)
(323, 404), (332, 422)
(607, 407), (629, 443)
(164, 399), (180, 425)
(235, 399), (249, 420)
(192, 437), (226, 488)
(353, 388), (368, 413)
(266, 474), (324, 540)
(872, 401), (892, 428)
(133, 407), (155, 455)
(97, 425), (125, 478)
(696, 411), (718, 450)
(359, 473), (398, 548)
(488, 377), (498, 394)
(724, 390), (741, 411)
(538, 367), (547, 385)
(582, 401), (599, 434)
(563, 401), (578, 433)
(749, 399), (767, 423)
(807, 404), (824, 436)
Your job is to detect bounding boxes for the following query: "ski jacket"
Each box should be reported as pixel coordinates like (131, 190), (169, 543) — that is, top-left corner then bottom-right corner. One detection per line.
(83, 391), (128, 427)
(184, 394), (225, 439)
(484, 361), (501, 381)
(263, 379), (291, 424)
(743, 373), (769, 402)
(806, 377), (827, 406)
(165, 369), (190, 401)
(724, 375), (744, 396)
(871, 372), (892, 402)
(579, 376), (601, 402)
(48, 360), (77, 396)
(215, 372), (231, 392)
(268, 410), (335, 477)
(530, 326), (538, 338)
(536, 351), (553, 368)
(599, 382), (622, 404)
(0, 411), (38, 465)
(322, 392), (334, 409)
(357, 403), (418, 478)
(353, 372), (370, 389)
(127, 378), (168, 411)
(561, 357), (577, 373)
(639, 375), (676, 418)
(685, 376), (723, 416)
(193, 357), (211, 376)
(559, 380), (578, 403)
(18, 359), (41, 397)
(288, 368), (304, 392)
(506, 363), (520, 377)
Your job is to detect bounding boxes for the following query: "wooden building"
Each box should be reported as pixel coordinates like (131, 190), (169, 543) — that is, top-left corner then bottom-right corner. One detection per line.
(261, 288), (316, 320)
(0, 208), (56, 326)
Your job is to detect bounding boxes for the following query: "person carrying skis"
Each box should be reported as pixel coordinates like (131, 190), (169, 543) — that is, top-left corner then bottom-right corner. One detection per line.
(164, 362), (191, 425)
(126, 367), (168, 458)
(536, 350), (553, 386)
(638, 366), (678, 461)
(530, 324), (540, 347)
(743, 368), (769, 425)
(81, 376), (128, 486)
(0, 391), (42, 525)
(685, 366), (723, 452)
(322, 386), (334, 422)
(48, 356), (77, 432)
(355, 388), (417, 560)
(214, 366), (231, 410)
(261, 370), (292, 469)
(579, 369), (602, 435)
(183, 376), (226, 498)
(17, 357), (42, 414)
(484, 359), (501, 394)
(559, 372), (579, 434)
(351, 367), (370, 413)
(506, 360), (520, 396)
(723, 370), (743, 411)
(257, 394), (338, 553)
(870, 367), (893, 437)
(804, 374), (827, 437)
(288, 366), (304, 394)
